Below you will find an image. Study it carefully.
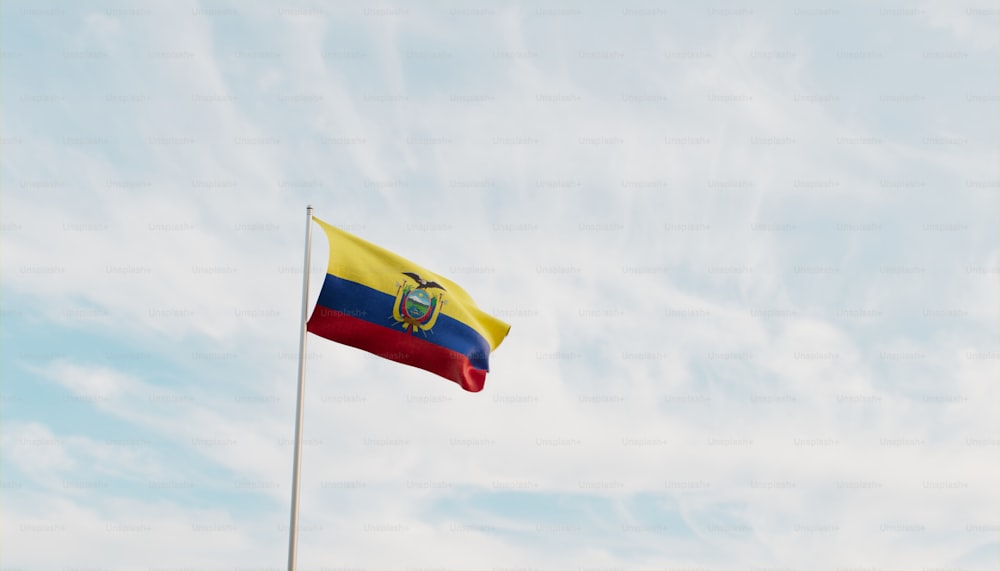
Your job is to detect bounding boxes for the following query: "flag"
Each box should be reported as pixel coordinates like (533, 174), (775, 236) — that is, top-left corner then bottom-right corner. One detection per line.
(306, 217), (510, 392)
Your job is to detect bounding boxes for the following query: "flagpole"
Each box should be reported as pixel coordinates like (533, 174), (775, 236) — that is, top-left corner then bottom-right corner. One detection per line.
(287, 204), (314, 571)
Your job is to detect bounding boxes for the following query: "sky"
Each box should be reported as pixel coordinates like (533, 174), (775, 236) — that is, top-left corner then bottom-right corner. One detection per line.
(1, 1), (998, 570)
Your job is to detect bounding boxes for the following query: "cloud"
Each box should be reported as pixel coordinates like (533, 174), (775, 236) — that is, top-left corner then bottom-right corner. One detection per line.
(1, 1), (996, 568)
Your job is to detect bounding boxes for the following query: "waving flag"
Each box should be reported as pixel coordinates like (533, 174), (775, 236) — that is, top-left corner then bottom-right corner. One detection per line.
(306, 217), (510, 392)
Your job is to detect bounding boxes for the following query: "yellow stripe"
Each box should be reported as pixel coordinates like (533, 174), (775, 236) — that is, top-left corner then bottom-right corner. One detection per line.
(314, 216), (510, 349)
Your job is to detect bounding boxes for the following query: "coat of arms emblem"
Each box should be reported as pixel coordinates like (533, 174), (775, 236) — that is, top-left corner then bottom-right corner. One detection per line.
(392, 272), (445, 333)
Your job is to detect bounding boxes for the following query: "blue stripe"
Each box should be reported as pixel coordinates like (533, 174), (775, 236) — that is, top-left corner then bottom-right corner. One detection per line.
(313, 273), (492, 371)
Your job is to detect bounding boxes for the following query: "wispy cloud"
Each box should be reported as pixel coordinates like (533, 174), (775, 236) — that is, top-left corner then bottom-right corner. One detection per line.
(1, 1), (997, 569)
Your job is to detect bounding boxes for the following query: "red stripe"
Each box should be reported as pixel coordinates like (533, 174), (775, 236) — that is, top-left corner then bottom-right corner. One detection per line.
(307, 306), (487, 392)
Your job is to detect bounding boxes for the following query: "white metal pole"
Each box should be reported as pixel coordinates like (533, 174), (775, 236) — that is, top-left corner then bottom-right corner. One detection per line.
(287, 205), (314, 571)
